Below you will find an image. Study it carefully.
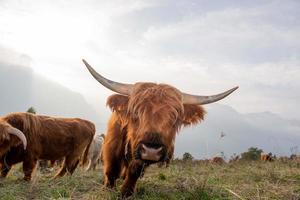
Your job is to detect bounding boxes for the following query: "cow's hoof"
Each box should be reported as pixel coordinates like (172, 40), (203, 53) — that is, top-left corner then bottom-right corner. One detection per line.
(121, 187), (134, 199)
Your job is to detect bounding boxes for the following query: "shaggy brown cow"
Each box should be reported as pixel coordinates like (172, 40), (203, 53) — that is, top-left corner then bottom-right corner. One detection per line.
(0, 112), (95, 181)
(82, 59), (238, 197)
(210, 156), (225, 164)
(260, 153), (273, 162)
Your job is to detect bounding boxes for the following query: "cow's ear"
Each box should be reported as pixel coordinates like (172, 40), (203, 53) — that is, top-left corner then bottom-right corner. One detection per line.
(6, 114), (24, 132)
(107, 94), (129, 113)
(0, 130), (10, 141)
(182, 105), (206, 126)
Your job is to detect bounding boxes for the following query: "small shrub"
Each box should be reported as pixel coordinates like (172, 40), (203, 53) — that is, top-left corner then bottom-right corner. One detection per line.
(241, 147), (263, 161)
(158, 173), (166, 181)
(182, 152), (194, 161)
(26, 107), (36, 114)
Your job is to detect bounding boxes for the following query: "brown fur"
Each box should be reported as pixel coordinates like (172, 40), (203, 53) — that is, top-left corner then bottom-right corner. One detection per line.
(0, 112), (95, 180)
(102, 83), (206, 197)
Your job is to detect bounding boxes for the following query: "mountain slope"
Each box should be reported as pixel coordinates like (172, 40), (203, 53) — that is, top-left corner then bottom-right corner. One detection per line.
(175, 104), (300, 159)
(0, 52), (100, 130)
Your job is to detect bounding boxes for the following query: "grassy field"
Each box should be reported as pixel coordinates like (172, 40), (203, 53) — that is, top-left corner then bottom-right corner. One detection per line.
(0, 160), (299, 200)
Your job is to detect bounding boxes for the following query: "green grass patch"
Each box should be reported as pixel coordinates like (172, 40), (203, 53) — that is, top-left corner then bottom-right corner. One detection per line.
(0, 161), (300, 199)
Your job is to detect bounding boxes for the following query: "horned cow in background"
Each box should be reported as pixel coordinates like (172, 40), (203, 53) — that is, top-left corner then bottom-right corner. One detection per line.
(0, 112), (95, 181)
(85, 133), (105, 171)
(83, 59), (238, 197)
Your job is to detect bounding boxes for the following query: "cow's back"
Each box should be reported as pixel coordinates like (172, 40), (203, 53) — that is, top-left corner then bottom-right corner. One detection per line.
(34, 115), (95, 160)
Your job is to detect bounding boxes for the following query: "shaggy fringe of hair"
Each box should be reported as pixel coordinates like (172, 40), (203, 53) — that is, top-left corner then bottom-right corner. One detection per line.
(128, 83), (183, 130)
(106, 83), (206, 132)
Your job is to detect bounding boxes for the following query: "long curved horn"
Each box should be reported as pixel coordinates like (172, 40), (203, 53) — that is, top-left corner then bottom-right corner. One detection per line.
(8, 127), (27, 150)
(82, 59), (133, 95)
(182, 86), (239, 105)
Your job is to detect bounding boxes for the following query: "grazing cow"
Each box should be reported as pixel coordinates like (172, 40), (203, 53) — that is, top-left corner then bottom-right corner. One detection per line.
(85, 134), (105, 171)
(260, 153), (273, 162)
(0, 112), (95, 181)
(82, 59), (238, 197)
(210, 157), (225, 164)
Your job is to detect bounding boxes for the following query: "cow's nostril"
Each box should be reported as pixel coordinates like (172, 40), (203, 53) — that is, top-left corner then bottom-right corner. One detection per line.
(140, 144), (163, 161)
(141, 144), (162, 152)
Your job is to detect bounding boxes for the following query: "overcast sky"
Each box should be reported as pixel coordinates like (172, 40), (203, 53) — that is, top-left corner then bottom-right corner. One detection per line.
(1, 0), (299, 120)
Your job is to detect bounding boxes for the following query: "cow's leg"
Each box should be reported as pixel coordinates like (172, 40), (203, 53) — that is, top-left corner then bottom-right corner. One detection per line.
(85, 159), (91, 171)
(53, 159), (67, 178)
(22, 157), (37, 181)
(121, 160), (145, 198)
(91, 156), (98, 170)
(1, 150), (24, 178)
(103, 157), (123, 188)
(92, 163), (96, 170)
(120, 163), (128, 180)
(103, 113), (127, 188)
(54, 155), (79, 178)
(0, 162), (11, 178)
(165, 161), (170, 168)
(65, 157), (80, 175)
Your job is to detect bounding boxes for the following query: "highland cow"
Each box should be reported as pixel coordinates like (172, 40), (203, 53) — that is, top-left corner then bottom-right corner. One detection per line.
(83, 59), (238, 197)
(0, 112), (95, 181)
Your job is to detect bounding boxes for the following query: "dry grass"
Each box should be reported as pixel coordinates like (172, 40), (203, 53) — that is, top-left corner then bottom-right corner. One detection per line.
(0, 160), (299, 200)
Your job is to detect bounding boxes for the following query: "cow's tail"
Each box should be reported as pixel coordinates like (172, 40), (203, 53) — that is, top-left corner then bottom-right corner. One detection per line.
(81, 132), (94, 166)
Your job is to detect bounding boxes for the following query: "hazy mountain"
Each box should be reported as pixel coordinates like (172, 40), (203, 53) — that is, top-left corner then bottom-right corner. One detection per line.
(175, 104), (300, 159)
(0, 50), (101, 130)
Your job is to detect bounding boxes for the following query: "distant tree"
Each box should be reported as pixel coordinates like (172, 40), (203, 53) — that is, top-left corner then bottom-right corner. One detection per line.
(182, 152), (193, 161)
(241, 147), (263, 161)
(26, 107), (36, 114)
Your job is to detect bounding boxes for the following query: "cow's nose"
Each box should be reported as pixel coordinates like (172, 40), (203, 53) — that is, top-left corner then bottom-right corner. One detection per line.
(140, 144), (163, 161)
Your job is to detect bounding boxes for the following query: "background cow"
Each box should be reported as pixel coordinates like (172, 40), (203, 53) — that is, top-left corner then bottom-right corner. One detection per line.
(210, 156), (226, 164)
(85, 133), (105, 171)
(83, 59), (238, 197)
(0, 112), (95, 181)
(260, 153), (273, 162)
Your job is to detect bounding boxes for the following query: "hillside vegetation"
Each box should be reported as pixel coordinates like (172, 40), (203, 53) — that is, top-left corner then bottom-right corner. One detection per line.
(0, 160), (299, 200)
